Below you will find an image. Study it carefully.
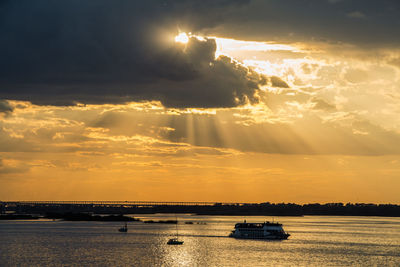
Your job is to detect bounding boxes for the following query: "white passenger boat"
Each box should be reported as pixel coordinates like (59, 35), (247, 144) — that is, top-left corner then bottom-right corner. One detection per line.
(229, 220), (290, 240)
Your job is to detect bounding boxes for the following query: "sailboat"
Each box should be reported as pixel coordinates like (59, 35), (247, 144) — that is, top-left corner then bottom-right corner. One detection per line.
(167, 217), (183, 245)
(118, 222), (128, 232)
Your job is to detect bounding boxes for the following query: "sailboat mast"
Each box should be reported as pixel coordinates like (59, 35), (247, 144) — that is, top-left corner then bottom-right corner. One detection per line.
(175, 215), (178, 238)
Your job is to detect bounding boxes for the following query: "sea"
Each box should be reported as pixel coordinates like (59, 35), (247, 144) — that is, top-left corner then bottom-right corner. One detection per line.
(0, 214), (399, 266)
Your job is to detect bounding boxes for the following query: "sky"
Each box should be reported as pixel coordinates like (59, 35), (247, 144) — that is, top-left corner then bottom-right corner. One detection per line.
(1, 0), (400, 203)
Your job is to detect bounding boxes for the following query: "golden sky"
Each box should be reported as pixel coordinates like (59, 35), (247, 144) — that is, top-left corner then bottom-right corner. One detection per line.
(1, 1), (400, 203)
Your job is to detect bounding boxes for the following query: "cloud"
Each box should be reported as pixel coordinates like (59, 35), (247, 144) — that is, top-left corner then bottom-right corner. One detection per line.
(344, 68), (369, 83)
(2, 101), (400, 158)
(0, 158), (30, 174)
(203, 0), (400, 47)
(0, 126), (35, 152)
(0, 100), (13, 114)
(0, 0), (267, 108)
(388, 57), (400, 69)
(311, 98), (336, 111)
(328, 0), (345, 3)
(346, 11), (367, 19)
(270, 76), (290, 88)
(2, 0), (399, 109)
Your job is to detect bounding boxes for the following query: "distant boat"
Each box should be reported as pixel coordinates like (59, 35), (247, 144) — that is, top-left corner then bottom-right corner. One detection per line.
(167, 237), (184, 245)
(118, 222), (128, 232)
(167, 217), (183, 245)
(229, 220), (290, 240)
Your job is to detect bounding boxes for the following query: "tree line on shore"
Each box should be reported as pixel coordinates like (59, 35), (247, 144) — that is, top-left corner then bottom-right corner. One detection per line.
(1, 202), (399, 217)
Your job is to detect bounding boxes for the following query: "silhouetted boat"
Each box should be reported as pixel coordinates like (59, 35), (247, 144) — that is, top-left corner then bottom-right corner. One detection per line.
(229, 220), (290, 240)
(118, 222), (128, 232)
(167, 238), (184, 245)
(167, 217), (183, 245)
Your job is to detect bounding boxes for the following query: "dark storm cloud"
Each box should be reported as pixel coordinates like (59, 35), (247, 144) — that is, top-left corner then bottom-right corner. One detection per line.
(205, 0), (400, 47)
(1, 0), (398, 108)
(0, 0), (260, 108)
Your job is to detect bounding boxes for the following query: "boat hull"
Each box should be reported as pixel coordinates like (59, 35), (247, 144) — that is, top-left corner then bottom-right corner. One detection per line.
(229, 233), (290, 240)
(167, 241), (184, 245)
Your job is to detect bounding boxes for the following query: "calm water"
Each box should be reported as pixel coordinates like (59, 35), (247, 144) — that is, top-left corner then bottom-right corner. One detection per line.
(1, 215), (399, 266)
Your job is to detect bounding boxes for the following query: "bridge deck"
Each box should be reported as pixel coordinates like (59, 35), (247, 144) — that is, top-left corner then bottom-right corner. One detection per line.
(1, 201), (255, 207)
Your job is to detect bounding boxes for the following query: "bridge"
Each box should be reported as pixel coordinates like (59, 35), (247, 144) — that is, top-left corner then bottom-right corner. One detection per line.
(0, 200), (259, 215)
(1, 200), (251, 207)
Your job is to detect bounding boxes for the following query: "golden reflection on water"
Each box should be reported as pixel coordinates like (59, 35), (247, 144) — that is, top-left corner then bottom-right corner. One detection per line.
(0, 215), (399, 266)
(164, 241), (193, 266)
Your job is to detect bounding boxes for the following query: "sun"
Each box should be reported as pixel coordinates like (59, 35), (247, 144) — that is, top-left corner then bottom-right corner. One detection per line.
(175, 32), (189, 44)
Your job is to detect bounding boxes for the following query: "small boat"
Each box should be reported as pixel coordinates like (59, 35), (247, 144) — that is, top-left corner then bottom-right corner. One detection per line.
(167, 238), (184, 245)
(118, 222), (128, 232)
(229, 220), (290, 240)
(167, 216), (183, 245)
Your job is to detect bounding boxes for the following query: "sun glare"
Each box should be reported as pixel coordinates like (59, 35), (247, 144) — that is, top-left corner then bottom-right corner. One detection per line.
(175, 32), (189, 44)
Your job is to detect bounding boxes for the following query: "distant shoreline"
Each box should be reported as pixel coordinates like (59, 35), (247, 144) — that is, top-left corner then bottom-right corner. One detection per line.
(1, 201), (400, 218)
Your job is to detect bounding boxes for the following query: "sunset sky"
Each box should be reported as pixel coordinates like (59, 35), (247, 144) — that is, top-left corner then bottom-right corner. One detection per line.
(1, 0), (400, 203)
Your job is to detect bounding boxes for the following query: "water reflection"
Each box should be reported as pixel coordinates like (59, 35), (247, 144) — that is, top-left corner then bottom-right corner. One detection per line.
(0, 215), (399, 266)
